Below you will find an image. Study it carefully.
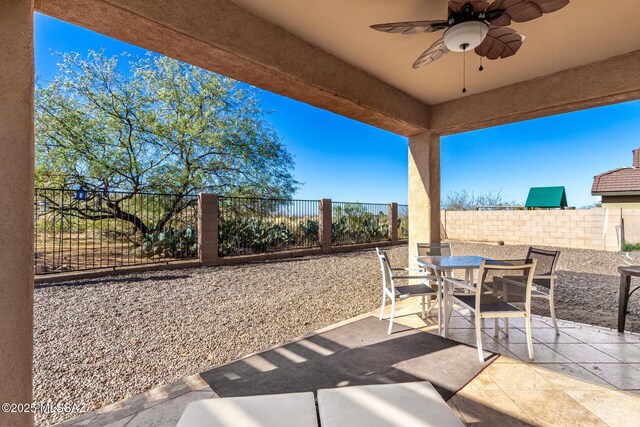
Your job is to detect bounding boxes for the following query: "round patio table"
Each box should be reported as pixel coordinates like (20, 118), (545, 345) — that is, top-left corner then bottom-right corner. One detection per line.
(617, 265), (640, 332)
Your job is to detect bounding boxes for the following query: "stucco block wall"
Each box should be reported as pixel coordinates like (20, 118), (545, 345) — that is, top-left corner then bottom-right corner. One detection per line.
(441, 208), (624, 251)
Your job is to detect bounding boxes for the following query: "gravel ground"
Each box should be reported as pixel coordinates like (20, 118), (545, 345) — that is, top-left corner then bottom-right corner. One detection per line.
(34, 243), (638, 426)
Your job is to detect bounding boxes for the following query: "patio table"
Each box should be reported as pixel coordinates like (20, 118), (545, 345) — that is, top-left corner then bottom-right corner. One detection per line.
(417, 255), (488, 337)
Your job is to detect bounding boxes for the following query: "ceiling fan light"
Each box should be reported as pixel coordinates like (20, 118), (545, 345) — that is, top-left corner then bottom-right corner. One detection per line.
(443, 21), (489, 52)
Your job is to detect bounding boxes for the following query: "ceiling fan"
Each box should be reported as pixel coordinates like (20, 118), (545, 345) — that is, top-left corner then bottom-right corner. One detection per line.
(371, 0), (569, 70)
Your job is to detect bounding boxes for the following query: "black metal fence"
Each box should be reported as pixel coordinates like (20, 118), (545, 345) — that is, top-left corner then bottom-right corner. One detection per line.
(398, 204), (409, 240)
(331, 202), (390, 246)
(218, 196), (320, 256)
(34, 188), (198, 275)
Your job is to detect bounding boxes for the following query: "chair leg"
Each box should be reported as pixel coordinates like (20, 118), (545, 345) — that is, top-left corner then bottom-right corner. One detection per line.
(493, 318), (499, 337)
(503, 318), (509, 337)
(421, 296), (426, 318)
(548, 296), (560, 336)
(475, 315), (484, 362)
(524, 315), (534, 360)
(388, 297), (395, 335)
(379, 289), (386, 321)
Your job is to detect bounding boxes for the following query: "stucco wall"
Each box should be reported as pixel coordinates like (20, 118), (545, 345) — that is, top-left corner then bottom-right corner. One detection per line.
(441, 208), (624, 252)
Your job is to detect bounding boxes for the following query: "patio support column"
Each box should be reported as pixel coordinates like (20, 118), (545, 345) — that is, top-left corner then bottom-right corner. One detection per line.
(0, 1), (35, 426)
(319, 199), (332, 252)
(389, 202), (398, 243)
(198, 193), (219, 266)
(408, 132), (441, 264)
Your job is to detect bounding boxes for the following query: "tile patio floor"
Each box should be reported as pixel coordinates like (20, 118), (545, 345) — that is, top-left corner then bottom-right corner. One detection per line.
(60, 299), (640, 426)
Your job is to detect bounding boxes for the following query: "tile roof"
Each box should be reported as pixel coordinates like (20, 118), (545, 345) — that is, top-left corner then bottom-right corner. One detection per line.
(591, 167), (640, 194)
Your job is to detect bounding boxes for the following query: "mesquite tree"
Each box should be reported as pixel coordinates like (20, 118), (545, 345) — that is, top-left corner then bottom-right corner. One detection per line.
(35, 50), (298, 234)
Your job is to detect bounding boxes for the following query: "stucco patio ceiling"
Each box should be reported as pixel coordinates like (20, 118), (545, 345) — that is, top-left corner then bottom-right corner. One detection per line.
(232, 0), (640, 105)
(34, 0), (640, 135)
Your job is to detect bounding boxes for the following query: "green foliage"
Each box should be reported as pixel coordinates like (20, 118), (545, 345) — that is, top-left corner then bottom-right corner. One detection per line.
(138, 227), (198, 259)
(35, 50), (299, 239)
(298, 219), (319, 243)
(218, 218), (296, 256)
(442, 190), (518, 211)
(622, 242), (640, 252)
(332, 204), (389, 244)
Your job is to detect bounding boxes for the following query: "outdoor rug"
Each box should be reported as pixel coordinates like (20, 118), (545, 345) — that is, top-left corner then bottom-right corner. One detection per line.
(201, 316), (498, 401)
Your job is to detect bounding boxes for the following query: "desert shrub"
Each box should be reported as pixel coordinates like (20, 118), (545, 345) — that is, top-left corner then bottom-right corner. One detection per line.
(332, 204), (389, 244)
(138, 227), (198, 259)
(218, 218), (296, 256)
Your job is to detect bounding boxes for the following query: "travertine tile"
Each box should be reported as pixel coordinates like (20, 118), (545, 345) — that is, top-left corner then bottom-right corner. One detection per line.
(580, 363), (640, 389)
(452, 389), (536, 426)
(531, 364), (613, 391)
(463, 369), (503, 391)
(527, 328), (580, 344)
(563, 328), (638, 344)
(566, 390), (640, 427)
(485, 363), (558, 391)
(507, 390), (608, 427)
(590, 343), (640, 363)
(545, 344), (621, 363)
(498, 343), (571, 364)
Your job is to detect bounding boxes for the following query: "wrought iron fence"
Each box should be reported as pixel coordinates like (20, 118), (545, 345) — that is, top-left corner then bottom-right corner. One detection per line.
(218, 197), (320, 256)
(331, 202), (390, 246)
(34, 188), (198, 275)
(398, 204), (409, 240)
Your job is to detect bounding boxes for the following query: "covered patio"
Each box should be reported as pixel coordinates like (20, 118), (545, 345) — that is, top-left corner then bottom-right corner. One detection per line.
(57, 300), (640, 426)
(2, 0), (640, 425)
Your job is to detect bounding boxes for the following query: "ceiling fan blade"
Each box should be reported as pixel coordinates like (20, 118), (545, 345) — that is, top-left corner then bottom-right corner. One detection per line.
(474, 26), (524, 59)
(448, 0), (491, 13)
(370, 20), (448, 34)
(413, 38), (450, 69)
(487, 0), (569, 26)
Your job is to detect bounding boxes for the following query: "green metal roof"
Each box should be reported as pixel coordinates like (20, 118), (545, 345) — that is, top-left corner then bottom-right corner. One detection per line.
(525, 186), (568, 208)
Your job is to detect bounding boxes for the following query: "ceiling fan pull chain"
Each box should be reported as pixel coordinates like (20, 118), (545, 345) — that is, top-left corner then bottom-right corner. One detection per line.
(462, 48), (467, 93)
(479, 56), (484, 72)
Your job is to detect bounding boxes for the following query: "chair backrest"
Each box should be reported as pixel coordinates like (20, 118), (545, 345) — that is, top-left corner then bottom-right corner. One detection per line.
(526, 247), (560, 288)
(416, 242), (452, 257)
(476, 259), (537, 309)
(375, 248), (394, 292)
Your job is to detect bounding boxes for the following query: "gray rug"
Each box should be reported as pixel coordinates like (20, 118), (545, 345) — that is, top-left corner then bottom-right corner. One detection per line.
(201, 316), (498, 401)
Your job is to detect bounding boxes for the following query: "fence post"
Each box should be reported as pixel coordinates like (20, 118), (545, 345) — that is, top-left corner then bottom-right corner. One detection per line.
(389, 202), (398, 243)
(198, 193), (218, 266)
(319, 198), (332, 252)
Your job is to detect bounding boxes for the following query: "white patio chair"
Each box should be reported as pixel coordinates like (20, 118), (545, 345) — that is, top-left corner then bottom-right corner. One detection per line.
(416, 242), (453, 257)
(498, 247), (561, 335)
(443, 259), (537, 362)
(376, 248), (438, 334)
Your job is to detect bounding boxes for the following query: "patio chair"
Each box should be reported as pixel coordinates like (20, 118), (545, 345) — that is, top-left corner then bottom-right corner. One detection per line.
(416, 242), (453, 257)
(443, 259), (537, 362)
(416, 241), (453, 293)
(376, 248), (437, 334)
(498, 247), (561, 335)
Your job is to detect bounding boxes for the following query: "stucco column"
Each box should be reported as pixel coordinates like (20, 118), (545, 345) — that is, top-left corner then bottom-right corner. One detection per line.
(319, 199), (332, 252)
(388, 202), (398, 243)
(0, 1), (35, 426)
(198, 193), (219, 266)
(408, 133), (441, 264)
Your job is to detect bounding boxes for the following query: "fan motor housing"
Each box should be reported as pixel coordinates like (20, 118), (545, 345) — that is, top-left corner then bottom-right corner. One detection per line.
(443, 21), (489, 52)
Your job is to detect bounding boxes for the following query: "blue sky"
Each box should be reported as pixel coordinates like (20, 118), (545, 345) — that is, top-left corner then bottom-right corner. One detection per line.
(35, 13), (640, 207)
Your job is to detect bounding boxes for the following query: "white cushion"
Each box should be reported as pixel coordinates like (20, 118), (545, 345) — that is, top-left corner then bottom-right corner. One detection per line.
(176, 392), (318, 427)
(317, 382), (464, 427)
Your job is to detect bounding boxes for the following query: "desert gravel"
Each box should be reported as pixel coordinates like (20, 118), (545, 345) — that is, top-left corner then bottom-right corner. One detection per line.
(34, 243), (638, 426)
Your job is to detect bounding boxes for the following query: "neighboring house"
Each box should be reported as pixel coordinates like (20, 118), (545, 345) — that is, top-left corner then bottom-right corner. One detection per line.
(525, 186), (568, 209)
(592, 149), (640, 207)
